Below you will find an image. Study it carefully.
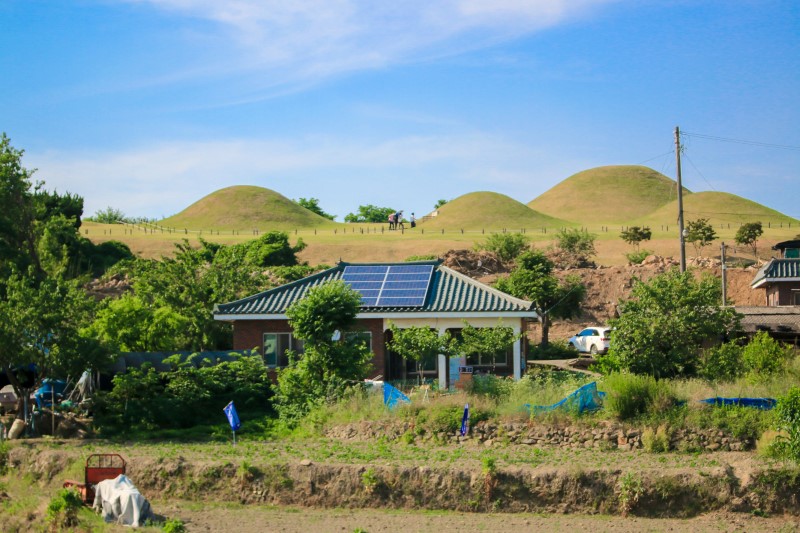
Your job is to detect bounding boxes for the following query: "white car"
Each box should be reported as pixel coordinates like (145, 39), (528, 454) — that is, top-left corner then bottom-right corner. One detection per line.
(568, 327), (612, 355)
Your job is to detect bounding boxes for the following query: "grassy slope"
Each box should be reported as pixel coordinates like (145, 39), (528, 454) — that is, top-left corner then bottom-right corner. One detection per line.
(158, 185), (339, 231)
(422, 191), (570, 230)
(528, 165), (690, 224)
(637, 191), (799, 226)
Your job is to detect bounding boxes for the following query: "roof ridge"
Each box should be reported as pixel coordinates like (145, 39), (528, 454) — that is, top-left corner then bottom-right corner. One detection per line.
(213, 263), (343, 312)
(436, 264), (533, 310)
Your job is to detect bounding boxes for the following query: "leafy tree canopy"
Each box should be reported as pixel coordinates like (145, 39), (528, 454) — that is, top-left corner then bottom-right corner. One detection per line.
(274, 280), (373, 422)
(294, 197), (335, 221)
(495, 250), (585, 346)
(344, 204), (396, 223)
(620, 226), (652, 251)
(458, 321), (520, 370)
(685, 218), (717, 256)
(434, 199), (448, 209)
(598, 268), (741, 378)
(735, 221), (763, 259)
(388, 323), (455, 382)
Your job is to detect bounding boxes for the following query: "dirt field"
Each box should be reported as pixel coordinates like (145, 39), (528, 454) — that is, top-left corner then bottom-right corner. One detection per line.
(156, 503), (800, 533)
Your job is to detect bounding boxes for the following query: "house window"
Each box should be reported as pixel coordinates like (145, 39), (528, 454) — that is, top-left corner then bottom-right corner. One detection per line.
(466, 347), (510, 367)
(262, 333), (297, 368)
(345, 331), (372, 351)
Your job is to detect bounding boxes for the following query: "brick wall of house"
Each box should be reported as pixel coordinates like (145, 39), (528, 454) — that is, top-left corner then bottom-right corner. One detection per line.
(231, 318), (387, 377)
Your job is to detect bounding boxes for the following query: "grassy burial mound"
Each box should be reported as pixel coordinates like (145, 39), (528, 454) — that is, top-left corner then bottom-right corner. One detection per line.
(638, 191), (799, 227)
(528, 165), (689, 225)
(158, 185), (338, 231)
(422, 191), (569, 230)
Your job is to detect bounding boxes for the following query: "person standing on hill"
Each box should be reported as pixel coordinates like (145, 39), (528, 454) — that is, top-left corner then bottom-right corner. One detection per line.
(410, 213), (416, 228)
(396, 211), (405, 230)
(388, 212), (395, 230)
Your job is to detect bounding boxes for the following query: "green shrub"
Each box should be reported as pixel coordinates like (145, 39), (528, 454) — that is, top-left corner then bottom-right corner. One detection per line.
(163, 518), (187, 533)
(474, 233), (530, 262)
(602, 373), (677, 421)
(642, 425), (671, 453)
(528, 339), (579, 360)
(468, 375), (514, 401)
(700, 341), (744, 382)
(0, 440), (8, 475)
(624, 249), (652, 265)
(687, 405), (773, 442)
(772, 387), (800, 462)
(742, 331), (795, 383)
(47, 488), (84, 529)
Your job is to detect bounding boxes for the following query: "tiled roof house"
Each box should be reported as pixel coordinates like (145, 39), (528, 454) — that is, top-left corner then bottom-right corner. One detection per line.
(214, 260), (538, 387)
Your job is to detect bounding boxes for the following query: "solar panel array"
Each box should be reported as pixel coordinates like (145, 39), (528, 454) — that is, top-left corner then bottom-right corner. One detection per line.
(342, 264), (434, 307)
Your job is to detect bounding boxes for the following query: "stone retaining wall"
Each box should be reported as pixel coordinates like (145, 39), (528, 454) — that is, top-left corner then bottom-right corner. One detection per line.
(325, 420), (754, 452)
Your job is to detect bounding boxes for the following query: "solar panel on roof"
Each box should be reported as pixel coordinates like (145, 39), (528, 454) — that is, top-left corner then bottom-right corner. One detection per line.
(342, 264), (434, 307)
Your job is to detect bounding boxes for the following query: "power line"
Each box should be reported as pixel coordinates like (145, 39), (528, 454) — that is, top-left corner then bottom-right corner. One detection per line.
(682, 132), (800, 152)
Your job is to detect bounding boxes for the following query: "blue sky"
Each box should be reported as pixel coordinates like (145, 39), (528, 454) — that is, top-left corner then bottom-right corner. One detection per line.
(2, 0), (799, 221)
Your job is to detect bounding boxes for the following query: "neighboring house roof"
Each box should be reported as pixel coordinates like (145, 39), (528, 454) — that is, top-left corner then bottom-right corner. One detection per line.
(773, 240), (800, 251)
(214, 260), (536, 319)
(750, 258), (800, 288)
(734, 306), (800, 335)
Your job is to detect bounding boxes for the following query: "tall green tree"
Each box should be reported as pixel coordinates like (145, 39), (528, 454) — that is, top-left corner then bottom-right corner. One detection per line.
(685, 218), (717, 257)
(600, 269), (741, 378)
(458, 321), (520, 371)
(0, 133), (40, 278)
(495, 250), (585, 347)
(273, 280), (373, 422)
(388, 323), (455, 383)
(620, 226), (652, 252)
(294, 197), (335, 220)
(735, 222), (763, 260)
(344, 204), (396, 223)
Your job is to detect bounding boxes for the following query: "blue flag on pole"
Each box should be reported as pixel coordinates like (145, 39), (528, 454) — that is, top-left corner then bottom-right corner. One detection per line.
(223, 401), (241, 431)
(460, 403), (470, 436)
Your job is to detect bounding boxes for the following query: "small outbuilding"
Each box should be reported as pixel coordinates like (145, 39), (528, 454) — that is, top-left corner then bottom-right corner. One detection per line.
(213, 260), (537, 388)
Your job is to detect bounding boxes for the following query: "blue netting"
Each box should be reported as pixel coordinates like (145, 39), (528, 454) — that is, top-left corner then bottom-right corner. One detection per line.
(34, 379), (67, 409)
(699, 397), (777, 410)
(524, 382), (606, 415)
(383, 383), (411, 409)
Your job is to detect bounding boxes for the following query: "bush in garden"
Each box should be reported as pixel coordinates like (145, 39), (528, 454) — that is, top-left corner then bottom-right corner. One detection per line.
(742, 331), (795, 383)
(772, 387), (800, 462)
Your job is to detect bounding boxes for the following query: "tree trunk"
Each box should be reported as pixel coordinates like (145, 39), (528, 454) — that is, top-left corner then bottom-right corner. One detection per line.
(540, 315), (551, 348)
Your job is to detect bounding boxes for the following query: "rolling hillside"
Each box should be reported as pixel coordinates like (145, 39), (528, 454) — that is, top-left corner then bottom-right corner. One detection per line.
(637, 191), (799, 226)
(158, 185), (336, 230)
(528, 165), (690, 225)
(422, 191), (569, 230)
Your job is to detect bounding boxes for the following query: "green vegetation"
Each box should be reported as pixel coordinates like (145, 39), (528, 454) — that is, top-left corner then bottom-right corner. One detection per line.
(474, 232), (530, 262)
(686, 218), (717, 256)
(344, 204), (396, 223)
(294, 197), (336, 220)
(495, 250), (585, 347)
(89, 206), (127, 224)
(273, 280), (373, 423)
(624, 249), (652, 264)
(388, 324), (455, 384)
(620, 226), (652, 251)
(735, 221), (764, 259)
(772, 387), (800, 463)
(46, 488), (83, 529)
(597, 269), (740, 378)
(552, 227), (597, 267)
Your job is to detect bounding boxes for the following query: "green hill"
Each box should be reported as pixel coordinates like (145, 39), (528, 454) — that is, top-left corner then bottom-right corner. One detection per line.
(159, 185), (336, 230)
(423, 191), (569, 230)
(528, 165), (689, 224)
(637, 191), (799, 226)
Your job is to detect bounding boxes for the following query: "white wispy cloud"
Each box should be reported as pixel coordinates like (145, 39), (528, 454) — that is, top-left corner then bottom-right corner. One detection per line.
(122, 0), (618, 93)
(27, 132), (568, 218)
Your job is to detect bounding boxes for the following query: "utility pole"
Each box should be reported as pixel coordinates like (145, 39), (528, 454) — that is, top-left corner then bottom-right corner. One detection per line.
(675, 126), (686, 272)
(721, 242), (727, 306)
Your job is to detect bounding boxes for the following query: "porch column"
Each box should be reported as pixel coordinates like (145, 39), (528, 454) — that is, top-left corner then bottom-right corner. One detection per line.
(438, 327), (448, 390)
(513, 323), (522, 380)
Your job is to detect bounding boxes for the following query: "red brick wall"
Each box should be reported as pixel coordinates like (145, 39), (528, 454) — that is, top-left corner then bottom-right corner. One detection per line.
(231, 318), (387, 378)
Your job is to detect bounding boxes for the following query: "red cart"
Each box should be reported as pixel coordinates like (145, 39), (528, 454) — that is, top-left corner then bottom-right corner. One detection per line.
(63, 454), (127, 504)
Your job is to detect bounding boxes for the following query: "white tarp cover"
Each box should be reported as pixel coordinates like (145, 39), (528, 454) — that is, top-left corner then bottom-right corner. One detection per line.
(93, 474), (153, 527)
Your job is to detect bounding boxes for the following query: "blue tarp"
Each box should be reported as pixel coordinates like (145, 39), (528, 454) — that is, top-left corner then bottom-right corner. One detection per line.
(699, 397), (777, 410)
(525, 382), (606, 415)
(383, 383), (411, 409)
(34, 379), (67, 409)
